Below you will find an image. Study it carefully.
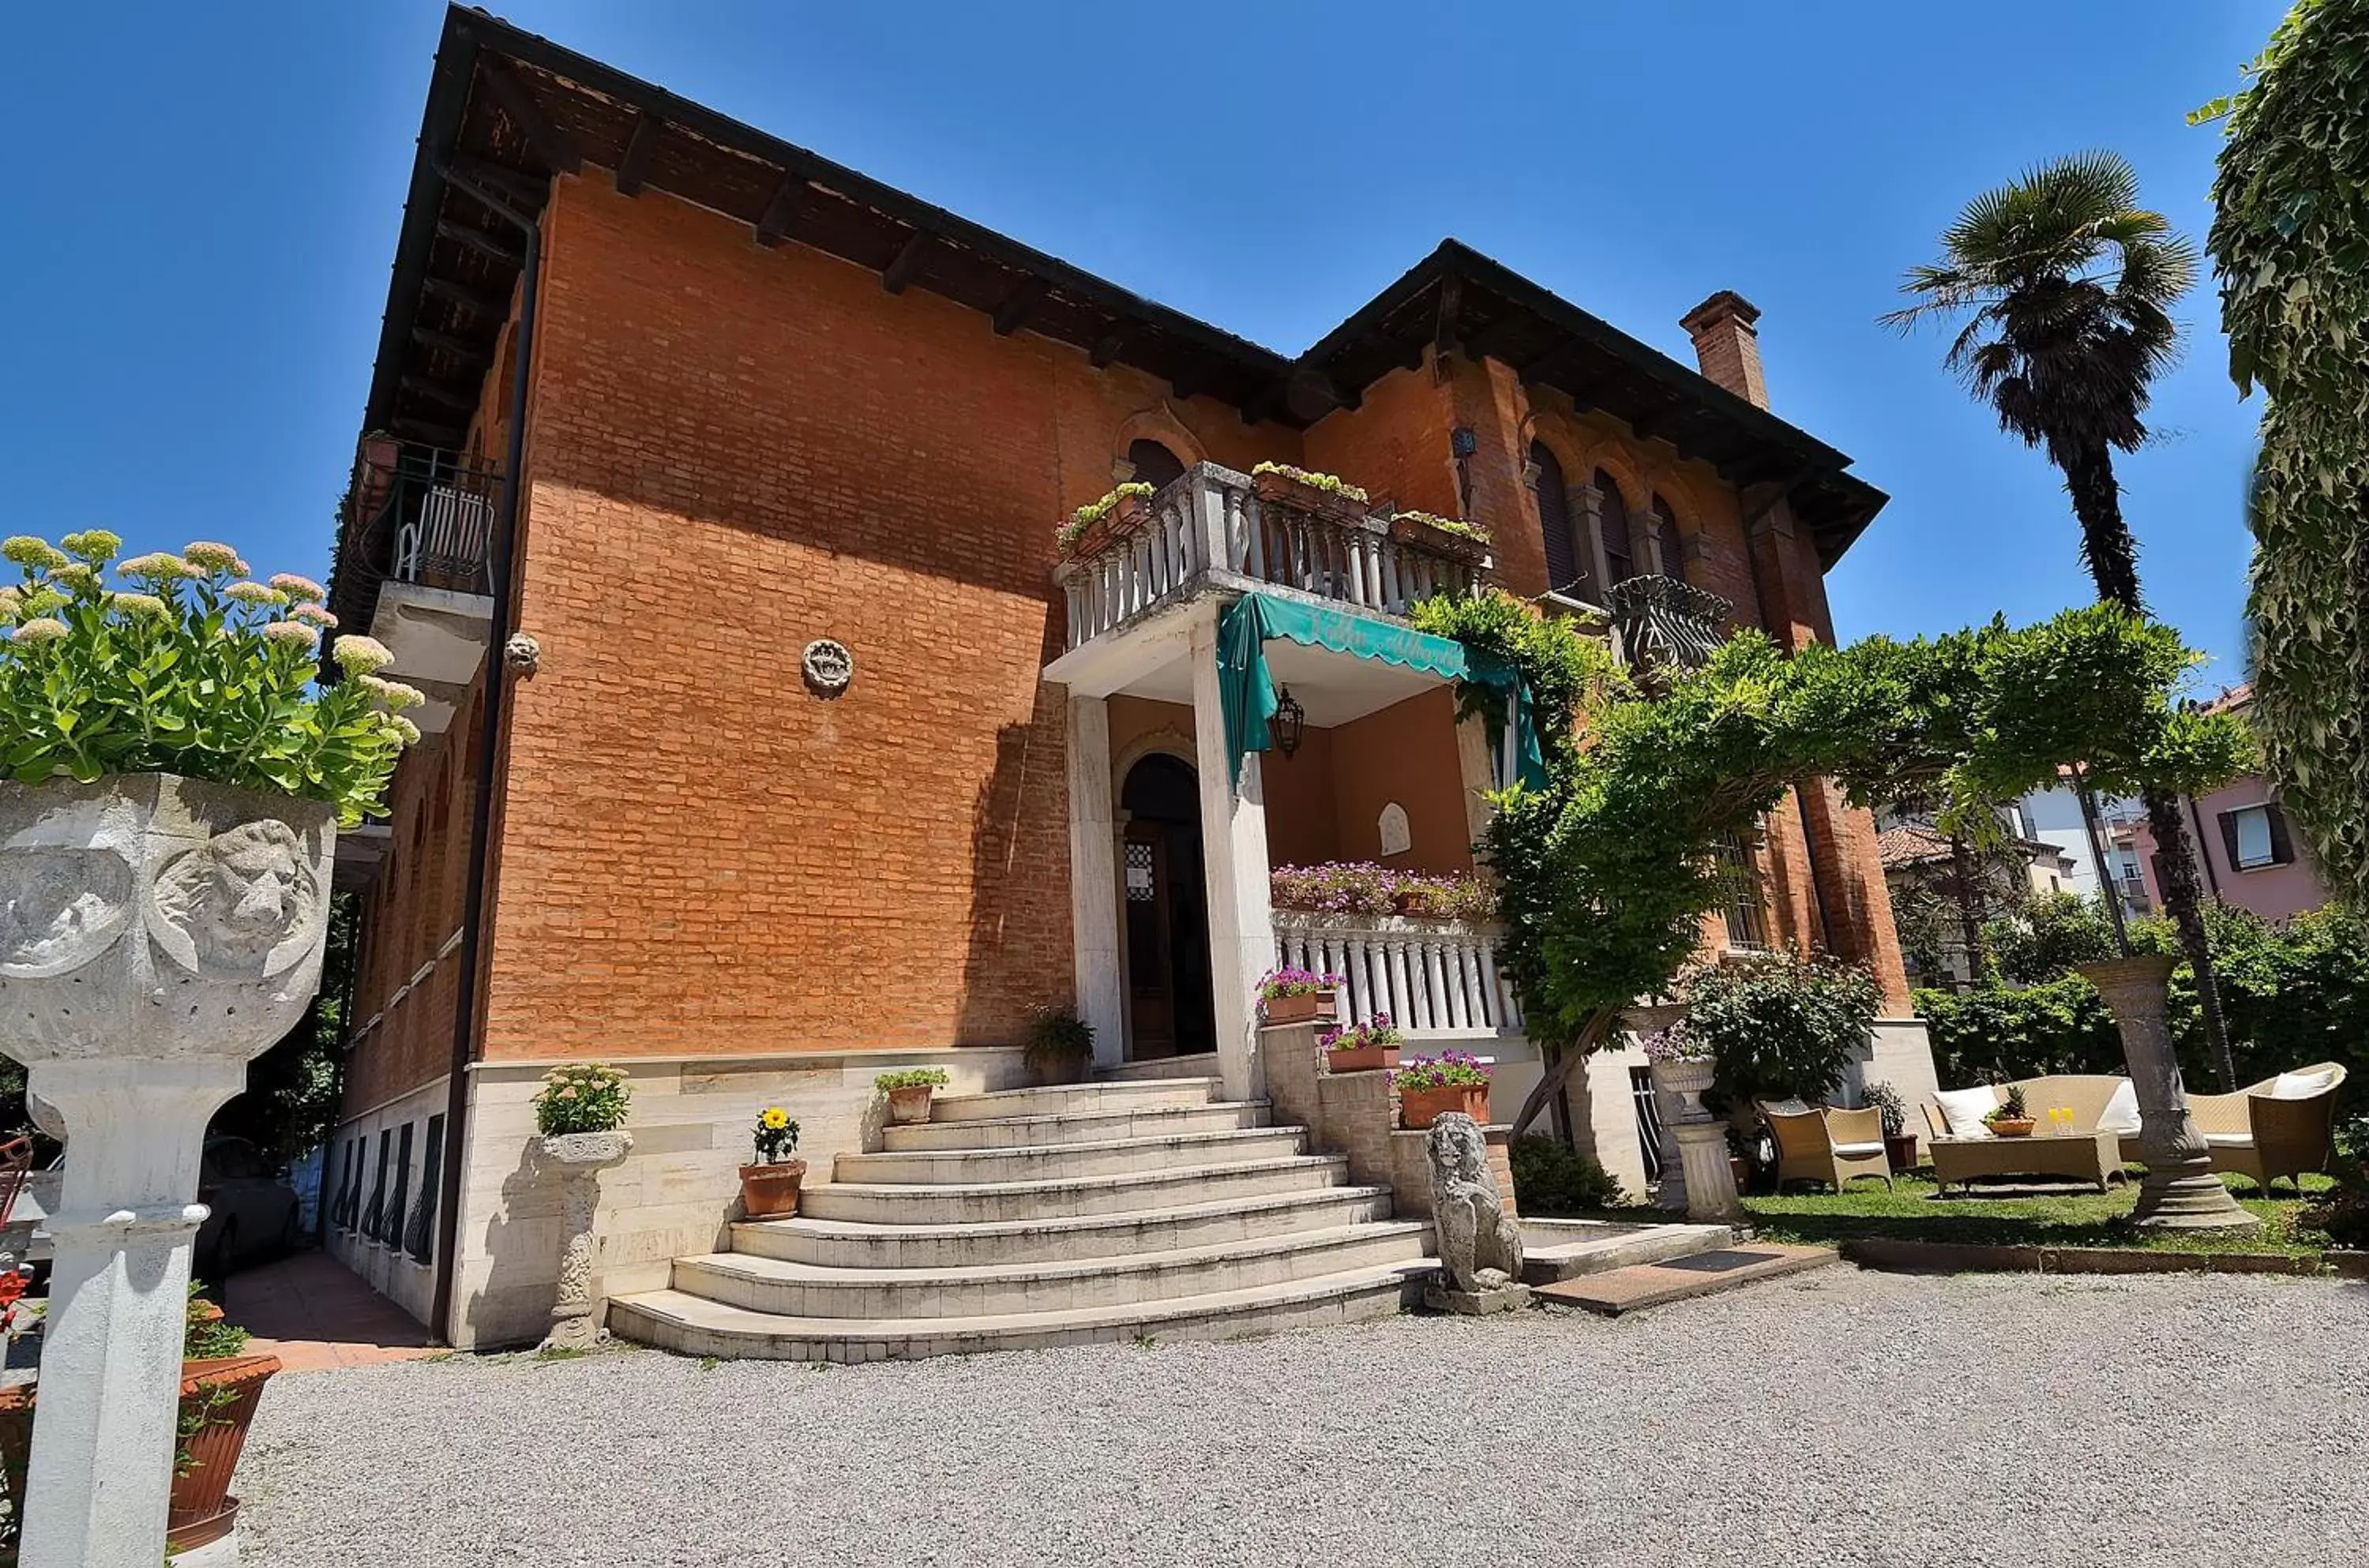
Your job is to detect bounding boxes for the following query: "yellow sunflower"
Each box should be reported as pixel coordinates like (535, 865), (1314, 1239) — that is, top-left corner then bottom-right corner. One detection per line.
(760, 1107), (790, 1131)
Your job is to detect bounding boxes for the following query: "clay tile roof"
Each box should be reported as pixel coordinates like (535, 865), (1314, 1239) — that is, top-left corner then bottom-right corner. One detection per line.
(1876, 825), (1955, 869)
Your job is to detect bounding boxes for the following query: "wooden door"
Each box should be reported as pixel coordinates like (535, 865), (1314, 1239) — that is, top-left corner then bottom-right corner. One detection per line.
(1123, 823), (1177, 1056)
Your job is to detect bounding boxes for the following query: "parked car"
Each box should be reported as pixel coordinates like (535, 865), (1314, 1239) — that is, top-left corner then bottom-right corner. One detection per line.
(195, 1136), (303, 1278)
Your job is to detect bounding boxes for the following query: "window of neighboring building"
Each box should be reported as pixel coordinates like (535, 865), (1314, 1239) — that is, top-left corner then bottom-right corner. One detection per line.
(1125, 439), (1186, 493)
(1650, 494), (1685, 582)
(1530, 442), (1593, 602)
(2219, 801), (2295, 871)
(1595, 471), (1636, 584)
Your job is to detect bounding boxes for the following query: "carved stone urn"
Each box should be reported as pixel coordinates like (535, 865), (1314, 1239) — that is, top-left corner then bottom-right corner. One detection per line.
(1643, 1056), (1714, 1211)
(2076, 955), (2258, 1231)
(537, 1130), (633, 1352)
(0, 774), (333, 1568)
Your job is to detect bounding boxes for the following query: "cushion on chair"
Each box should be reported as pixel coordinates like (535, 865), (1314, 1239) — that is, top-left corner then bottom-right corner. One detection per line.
(1933, 1086), (1999, 1138)
(2269, 1068), (2338, 1101)
(1830, 1140), (1887, 1157)
(2097, 1079), (2142, 1135)
(2202, 1131), (2257, 1148)
(1759, 1097), (1814, 1118)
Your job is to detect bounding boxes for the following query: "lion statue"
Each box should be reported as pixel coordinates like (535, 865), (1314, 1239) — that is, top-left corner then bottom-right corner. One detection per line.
(150, 820), (320, 977)
(1426, 1112), (1524, 1292)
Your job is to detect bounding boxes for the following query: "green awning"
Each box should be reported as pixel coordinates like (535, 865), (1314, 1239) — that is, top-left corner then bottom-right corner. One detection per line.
(1216, 592), (1547, 795)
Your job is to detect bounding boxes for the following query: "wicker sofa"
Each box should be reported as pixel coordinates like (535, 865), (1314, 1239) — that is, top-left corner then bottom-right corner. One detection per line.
(1920, 1074), (2140, 1194)
(2185, 1063), (2348, 1194)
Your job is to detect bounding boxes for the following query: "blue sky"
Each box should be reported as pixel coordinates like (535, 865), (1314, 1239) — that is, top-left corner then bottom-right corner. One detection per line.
(4, 2), (2281, 683)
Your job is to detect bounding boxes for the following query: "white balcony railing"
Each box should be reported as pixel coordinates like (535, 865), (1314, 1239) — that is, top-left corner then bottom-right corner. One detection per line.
(1271, 910), (1523, 1037)
(1056, 463), (1489, 653)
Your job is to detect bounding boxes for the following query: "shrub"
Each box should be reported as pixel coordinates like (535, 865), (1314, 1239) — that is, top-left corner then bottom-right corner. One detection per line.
(1915, 975), (2126, 1086)
(1023, 1004), (1094, 1084)
(0, 531), (417, 823)
(874, 1067), (950, 1093)
(1985, 890), (2119, 985)
(1509, 1135), (1625, 1214)
(1686, 951), (1879, 1112)
(532, 1063), (630, 1136)
(184, 1285), (249, 1361)
(2300, 1164), (2369, 1251)
(1863, 1080), (1908, 1139)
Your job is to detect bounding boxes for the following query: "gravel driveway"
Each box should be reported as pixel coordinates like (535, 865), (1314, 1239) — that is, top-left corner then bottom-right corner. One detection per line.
(235, 1270), (2367, 1568)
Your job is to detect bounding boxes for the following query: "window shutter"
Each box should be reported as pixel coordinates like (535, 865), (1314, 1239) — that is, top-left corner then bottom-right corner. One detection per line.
(2216, 809), (2242, 872)
(2266, 802), (2296, 865)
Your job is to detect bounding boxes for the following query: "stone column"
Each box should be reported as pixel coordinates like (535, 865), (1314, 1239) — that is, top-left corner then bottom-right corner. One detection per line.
(0, 776), (334, 1568)
(1065, 694), (1127, 1068)
(2077, 955), (2258, 1231)
(537, 1131), (634, 1352)
(1191, 612), (1276, 1103)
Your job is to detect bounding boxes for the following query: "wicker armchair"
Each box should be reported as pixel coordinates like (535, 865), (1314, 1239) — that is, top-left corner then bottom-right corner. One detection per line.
(1763, 1102), (1892, 1194)
(2185, 1063), (2347, 1195)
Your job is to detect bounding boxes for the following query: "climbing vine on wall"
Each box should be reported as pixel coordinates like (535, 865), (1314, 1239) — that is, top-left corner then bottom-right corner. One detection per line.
(2198, 0), (2369, 910)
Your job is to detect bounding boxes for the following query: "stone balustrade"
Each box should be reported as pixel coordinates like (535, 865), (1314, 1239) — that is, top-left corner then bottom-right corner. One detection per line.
(1271, 910), (1522, 1037)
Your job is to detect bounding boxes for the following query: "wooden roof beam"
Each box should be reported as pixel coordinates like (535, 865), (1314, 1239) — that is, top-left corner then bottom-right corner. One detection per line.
(436, 219), (524, 268)
(1089, 329), (1129, 369)
(754, 174), (809, 247)
(445, 155), (547, 211)
(422, 275), (509, 319)
(881, 231), (931, 294)
(476, 62), (583, 175)
(993, 275), (1051, 336)
(614, 110), (662, 196)
(410, 326), (492, 369)
(401, 374), (480, 415)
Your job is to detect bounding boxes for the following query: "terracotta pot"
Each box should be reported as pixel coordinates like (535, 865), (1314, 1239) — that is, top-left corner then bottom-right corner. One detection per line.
(739, 1159), (807, 1219)
(885, 1084), (935, 1126)
(1325, 1045), (1400, 1074)
(1253, 469), (1369, 524)
(1398, 1082), (1489, 1130)
(1388, 513), (1490, 565)
(1262, 989), (1338, 1026)
(1989, 1118), (2036, 1138)
(1883, 1132), (1920, 1173)
(0, 1354), (284, 1555)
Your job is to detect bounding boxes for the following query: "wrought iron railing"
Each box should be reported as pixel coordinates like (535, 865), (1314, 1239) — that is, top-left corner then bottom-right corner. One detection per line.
(1605, 574), (1733, 677)
(344, 445), (502, 601)
(1055, 463), (1490, 652)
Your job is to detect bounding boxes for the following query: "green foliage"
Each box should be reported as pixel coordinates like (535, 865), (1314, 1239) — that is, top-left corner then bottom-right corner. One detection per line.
(1915, 975), (2126, 1085)
(0, 533), (415, 825)
(532, 1063), (631, 1136)
(1684, 951), (1879, 1111)
(1417, 591), (2247, 1048)
(1863, 1079), (1908, 1139)
(1392, 1051), (1489, 1091)
(1249, 462), (1368, 505)
(1391, 509), (1491, 546)
(1056, 482), (1156, 555)
(1268, 861), (1495, 919)
(2138, 902), (2369, 1099)
(2300, 1161), (2369, 1250)
(2202, 0), (2369, 910)
(1508, 1135), (1626, 1214)
(184, 1285), (250, 1361)
(873, 1067), (950, 1092)
(1023, 1003), (1094, 1083)
(1984, 890), (2119, 985)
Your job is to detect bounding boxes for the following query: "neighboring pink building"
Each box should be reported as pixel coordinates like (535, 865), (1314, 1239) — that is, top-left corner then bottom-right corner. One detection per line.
(2130, 685), (2330, 922)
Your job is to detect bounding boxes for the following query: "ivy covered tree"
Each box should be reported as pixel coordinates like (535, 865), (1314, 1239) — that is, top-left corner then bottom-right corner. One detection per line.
(2199, 0), (2369, 913)
(1885, 151), (2241, 1087)
(1415, 592), (2251, 1135)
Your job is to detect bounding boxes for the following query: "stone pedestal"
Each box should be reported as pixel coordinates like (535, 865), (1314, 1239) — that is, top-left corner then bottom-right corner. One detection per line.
(1673, 1120), (1744, 1223)
(1423, 1280), (1531, 1315)
(538, 1131), (633, 1352)
(2077, 955), (2258, 1232)
(0, 776), (333, 1568)
(1643, 1056), (1702, 1211)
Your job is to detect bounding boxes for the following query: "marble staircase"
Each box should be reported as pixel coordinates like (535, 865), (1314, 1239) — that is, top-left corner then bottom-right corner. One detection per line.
(606, 1076), (1433, 1360)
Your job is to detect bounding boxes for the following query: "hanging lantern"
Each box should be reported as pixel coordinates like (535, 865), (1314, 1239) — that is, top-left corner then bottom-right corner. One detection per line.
(1269, 685), (1305, 759)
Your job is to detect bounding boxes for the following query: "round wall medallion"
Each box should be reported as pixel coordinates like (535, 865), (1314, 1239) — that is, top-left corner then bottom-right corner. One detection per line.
(802, 639), (854, 698)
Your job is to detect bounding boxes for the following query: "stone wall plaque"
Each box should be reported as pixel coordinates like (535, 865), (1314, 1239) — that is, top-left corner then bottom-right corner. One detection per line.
(1377, 801), (1411, 857)
(802, 639), (853, 698)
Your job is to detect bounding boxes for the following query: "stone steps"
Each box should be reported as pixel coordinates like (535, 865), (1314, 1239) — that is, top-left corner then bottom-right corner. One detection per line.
(927, 1077), (1222, 1123)
(1532, 1243), (1841, 1316)
(835, 1125), (1305, 1184)
(608, 1261), (1430, 1362)
(800, 1154), (1351, 1226)
(732, 1185), (1402, 1270)
(671, 1220), (1434, 1319)
(880, 1101), (1268, 1151)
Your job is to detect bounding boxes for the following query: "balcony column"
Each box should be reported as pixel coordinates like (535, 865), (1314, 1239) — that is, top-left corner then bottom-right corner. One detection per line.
(1190, 612), (1276, 1102)
(1066, 694), (1127, 1068)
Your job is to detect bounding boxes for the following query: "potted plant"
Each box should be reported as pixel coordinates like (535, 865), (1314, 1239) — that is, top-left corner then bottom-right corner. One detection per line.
(1257, 966), (1342, 1026)
(1387, 508), (1492, 565)
(1395, 1051), (1490, 1129)
(1250, 462), (1372, 524)
(741, 1106), (805, 1219)
(0, 1285), (281, 1555)
(1639, 1020), (1715, 1118)
(1054, 481), (1154, 559)
(1984, 1083), (2035, 1138)
(876, 1066), (950, 1126)
(1023, 1004), (1095, 1085)
(1864, 1080), (1918, 1172)
(1320, 1015), (1402, 1073)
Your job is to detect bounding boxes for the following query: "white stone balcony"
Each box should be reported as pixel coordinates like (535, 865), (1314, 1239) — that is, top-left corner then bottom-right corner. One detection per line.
(1271, 910), (1524, 1039)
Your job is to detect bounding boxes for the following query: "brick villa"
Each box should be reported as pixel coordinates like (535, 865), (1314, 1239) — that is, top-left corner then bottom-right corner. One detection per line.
(321, 7), (1933, 1352)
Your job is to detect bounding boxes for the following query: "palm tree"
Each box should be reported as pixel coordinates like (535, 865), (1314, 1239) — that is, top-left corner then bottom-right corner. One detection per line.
(1887, 150), (2238, 1091)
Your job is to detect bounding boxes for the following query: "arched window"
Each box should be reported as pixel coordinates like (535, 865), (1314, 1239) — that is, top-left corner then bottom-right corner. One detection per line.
(1650, 495), (1684, 582)
(1126, 439), (1186, 493)
(1530, 442), (1590, 600)
(1594, 471), (1635, 584)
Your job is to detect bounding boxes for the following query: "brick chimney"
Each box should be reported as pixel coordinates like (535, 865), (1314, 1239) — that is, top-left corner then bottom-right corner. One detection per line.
(1680, 291), (1768, 408)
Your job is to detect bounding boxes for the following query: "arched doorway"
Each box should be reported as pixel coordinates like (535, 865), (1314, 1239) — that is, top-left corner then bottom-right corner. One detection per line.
(1119, 753), (1213, 1058)
(1126, 438), (1188, 493)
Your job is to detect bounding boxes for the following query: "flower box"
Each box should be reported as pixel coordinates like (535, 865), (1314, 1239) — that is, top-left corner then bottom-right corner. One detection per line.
(1325, 1045), (1401, 1074)
(1252, 464), (1371, 525)
(1387, 510), (1491, 565)
(1263, 989), (1338, 1026)
(1399, 1082), (1489, 1129)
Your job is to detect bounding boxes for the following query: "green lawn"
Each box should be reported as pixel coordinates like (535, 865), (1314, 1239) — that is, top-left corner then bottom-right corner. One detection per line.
(1744, 1170), (2338, 1258)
